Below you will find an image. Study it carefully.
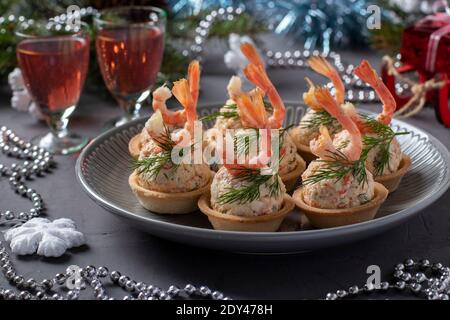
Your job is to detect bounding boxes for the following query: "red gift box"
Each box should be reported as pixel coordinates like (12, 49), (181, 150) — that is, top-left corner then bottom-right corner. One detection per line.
(401, 12), (450, 76)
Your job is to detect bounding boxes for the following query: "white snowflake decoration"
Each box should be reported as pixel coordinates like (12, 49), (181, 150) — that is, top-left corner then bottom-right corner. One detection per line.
(8, 68), (44, 120)
(3, 218), (85, 257)
(224, 33), (265, 76)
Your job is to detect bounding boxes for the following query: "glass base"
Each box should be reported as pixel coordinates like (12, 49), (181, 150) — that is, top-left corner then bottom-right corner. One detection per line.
(31, 132), (89, 155)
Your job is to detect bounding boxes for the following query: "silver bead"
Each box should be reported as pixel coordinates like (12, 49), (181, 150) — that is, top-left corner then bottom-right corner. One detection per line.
(159, 292), (170, 300)
(36, 291), (47, 300)
(379, 282), (390, 291)
(18, 212), (28, 220)
(52, 293), (63, 300)
(167, 285), (180, 297)
(336, 290), (347, 298)
(401, 272), (411, 281)
(414, 272), (426, 283)
(394, 263), (405, 271)
(125, 280), (136, 292)
(212, 291), (224, 300)
(199, 286), (211, 297)
(135, 281), (146, 292)
(4, 211), (14, 220)
(55, 273), (66, 285)
(97, 266), (108, 278)
(137, 292), (148, 300)
(67, 290), (79, 300)
(19, 291), (31, 300)
(404, 259), (415, 268)
(420, 259), (430, 269)
(432, 262), (443, 271)
(110, 271), (121, 282)
(41, 278), (54, 290)
(410, 283), (422, 293)
(184, 284), (196, 295)
(325, 293), (338, 300)
(26, 278), (37, 290)
(118, 275), (129, 287)
(13, 275), (24, 286)
(395, 281), (406, 290)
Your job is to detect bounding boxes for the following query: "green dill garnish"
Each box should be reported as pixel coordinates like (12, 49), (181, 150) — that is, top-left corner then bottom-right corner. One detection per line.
(200, 104), (239, 122)
(360, 116), (409, 176)
(131, 124), (179, 178)
(300, 110), (341, 132)
(200, 101), (273, 122)
(217, 167), (281, 205)
(303, 149), (368, 186)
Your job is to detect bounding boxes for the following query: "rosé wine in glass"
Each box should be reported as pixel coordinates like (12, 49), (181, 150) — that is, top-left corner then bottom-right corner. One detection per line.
(15, 21), (90, 155)
(94, 6), (166, 127)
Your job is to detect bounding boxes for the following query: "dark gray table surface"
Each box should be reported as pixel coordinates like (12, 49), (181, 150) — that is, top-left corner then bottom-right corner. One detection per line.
(0, 53), (449, 299)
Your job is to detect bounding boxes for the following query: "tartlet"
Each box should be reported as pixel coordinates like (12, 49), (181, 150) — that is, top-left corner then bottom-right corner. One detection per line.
(280, 154), (306, 191)
(293, 182), (388, 228)
(198, 193), (294, 232)
(374, 153), (411, 192)
(289, 126), (317, 163)
(128, 133), (142, 159)
(129, 170), (212, 214)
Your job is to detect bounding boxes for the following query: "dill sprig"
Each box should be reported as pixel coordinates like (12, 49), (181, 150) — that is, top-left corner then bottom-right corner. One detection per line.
(303, 149), (368, 186)
(131, 124), (179, 178)
(217, 167), (281, 205)
(361, 116), (409, 176)
(200, 104), (239, 122)
(200, 101), (273, 122)
(300, 110), (341, 132)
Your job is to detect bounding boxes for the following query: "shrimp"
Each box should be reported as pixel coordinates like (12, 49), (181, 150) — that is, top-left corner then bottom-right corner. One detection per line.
(310, 125), (337, 159)
(308, 56), (345, 106)
(311, 87), (362, 162)
(241, 44), (285, 129)
(152, 86), (186, 126)
(222, 88), (274, 175)
(152, 60), (201, 127)
(353, 60), (396, 125)
(303, 77), (325, 111)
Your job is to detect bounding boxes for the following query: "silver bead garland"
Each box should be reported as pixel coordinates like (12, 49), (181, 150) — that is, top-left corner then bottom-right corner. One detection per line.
(190, 6), (411, 104)
(0, 126), (229, 300)
(325, 258), (450, 300)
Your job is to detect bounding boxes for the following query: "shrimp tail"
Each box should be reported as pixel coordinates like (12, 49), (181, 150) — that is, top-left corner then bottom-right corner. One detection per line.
(243, 63), (285, 129)
(240, 42), (265, 67)
(314, 87), (362, 161)
(353, 60), (396, 125)
(188, 60), (200, 107)
(308, 56), (345, 105)
(303, 77), (324, 111)
(310, 125), (336, 160)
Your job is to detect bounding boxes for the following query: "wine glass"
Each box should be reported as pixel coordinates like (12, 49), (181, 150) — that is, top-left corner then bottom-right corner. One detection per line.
(15, 20), (90, 155)
(94, 6), (166, 127)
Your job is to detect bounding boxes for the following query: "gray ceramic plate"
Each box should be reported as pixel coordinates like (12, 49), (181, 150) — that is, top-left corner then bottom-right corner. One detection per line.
(76, 102), (450, 253)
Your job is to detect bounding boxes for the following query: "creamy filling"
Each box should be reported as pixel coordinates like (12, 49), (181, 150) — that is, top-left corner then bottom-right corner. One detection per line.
(301, 160), (375, 209)
(210, 167), (286, 217)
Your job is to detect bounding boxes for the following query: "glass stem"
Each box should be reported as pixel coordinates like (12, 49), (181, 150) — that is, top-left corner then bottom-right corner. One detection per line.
(44, 105), (76, 138)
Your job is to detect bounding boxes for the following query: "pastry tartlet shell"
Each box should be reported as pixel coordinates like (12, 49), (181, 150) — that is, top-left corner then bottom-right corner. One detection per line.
(280, 154), (306, 192)
(129, 170), (212, 214)
(128, 134), (142, 159)
(290, 127), (317, 163)
(374, 153), (411, 193)
(198, 194), (295, 232)
(292, 182), (388, 229)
